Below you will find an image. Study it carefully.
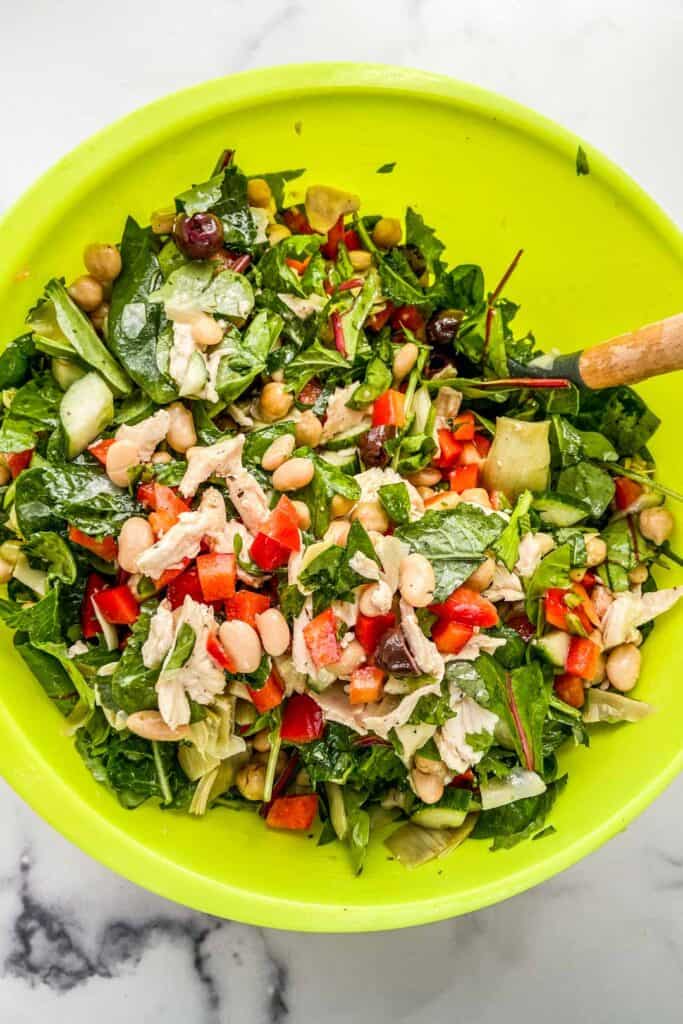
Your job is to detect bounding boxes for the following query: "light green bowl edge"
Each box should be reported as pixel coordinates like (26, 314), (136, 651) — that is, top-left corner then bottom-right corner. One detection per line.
(0, 63), (680, 932)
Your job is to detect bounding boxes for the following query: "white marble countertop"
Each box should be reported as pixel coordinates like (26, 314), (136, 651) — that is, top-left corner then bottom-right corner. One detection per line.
(1, 2), (681, 1021)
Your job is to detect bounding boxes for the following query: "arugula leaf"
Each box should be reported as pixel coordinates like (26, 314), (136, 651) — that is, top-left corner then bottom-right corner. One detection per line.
(557, 462), (615, 519)
(378, 482), (412, 526)
(0, 333), (34, 389)
(338, 270), (381, 361)
(397, 503), (505, 601)
(475, 655), (550, 772)
(108, 217), (177, 404)
(348, 354), (392, 409)
(405, 207), (445, 277)
(15, 463), (139, 536)
(473, 775), (567, 849)
(258, 234), (326, 297)
(377, 248), (427, 307)
(445, 264), (485, 308)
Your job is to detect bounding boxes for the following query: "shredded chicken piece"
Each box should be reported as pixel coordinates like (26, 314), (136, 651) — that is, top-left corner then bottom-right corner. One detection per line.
(142, 599), (175, 668)
(435, 691), (498, 774)
(515, 532), (555, 578)
(362, 682), (441, 739)
(155, 596), (226, 730)
(400, 599), (444, 681)
(601, 586), (683, 649)
(320, 384), (371, 443)
(115, 410), (170, 462)
(484, 563), (525, 603)
(434, 386), (463, 431)
(180, 433), (270, 533)
(309, 683), (369, 734)
(450, 632), (507, 662)
(135, 488), (226, 579)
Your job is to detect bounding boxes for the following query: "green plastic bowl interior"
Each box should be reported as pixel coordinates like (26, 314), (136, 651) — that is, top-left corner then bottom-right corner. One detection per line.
(0, 65), (681, 932)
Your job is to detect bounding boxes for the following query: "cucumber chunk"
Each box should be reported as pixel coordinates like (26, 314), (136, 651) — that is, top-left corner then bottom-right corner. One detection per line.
(532, 491), (589, 526)
(534, 630), (570, 668)
(410, 787), (472, 829)
(60, 372), (114, 459)
(179, 351), (208, 398)
(52, 357), (87, 391)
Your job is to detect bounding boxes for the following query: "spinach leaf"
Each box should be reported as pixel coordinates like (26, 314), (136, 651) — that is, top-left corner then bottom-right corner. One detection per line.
(556, 462), (615, 519)
(378, 482), (412, 526)
(493, 490), (532, 570)
(293, 451), (361, 536)
(475, 655), (550, 772)
(397, 504), (505, 601)
(298, 722), (356, 783)
(525, 542), (573, 601)
(108, 217), (177, 404)
(14, 631), (78, 716)
(298, 519), (376, 612)
(0, 333), (34, 388)
(405, 208), (446, 277)
(472, 775), (567, 849)
(215, 310), (283, 404)
(24, 532), (77, 584)
(551, 416), (583, 468)
(578, 430), (618, 462)
(377, 249), (427, 307)
(176, 166), (256, 250)
(576, 386), (660, 455)
(109, 604), (159, 713)
(284, 340), (350, 394)
(0, 373), (62, 453)
(149, 263), (254, 320)
(165, 622), (196, 671)
(15, 463), (139, 536)
(28, 279), (131, 397)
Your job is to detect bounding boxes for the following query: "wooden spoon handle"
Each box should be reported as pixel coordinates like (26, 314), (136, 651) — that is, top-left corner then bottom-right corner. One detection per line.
(578, 313), (683, 389)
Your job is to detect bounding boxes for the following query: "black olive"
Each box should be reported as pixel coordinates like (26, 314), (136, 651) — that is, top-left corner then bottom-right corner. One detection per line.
(427, 308), (466, 347)
(358, 425), (395, 468)
(401, 244), (427, 279)
(375, 627), (419, 676)
(173, 212), (224, 259)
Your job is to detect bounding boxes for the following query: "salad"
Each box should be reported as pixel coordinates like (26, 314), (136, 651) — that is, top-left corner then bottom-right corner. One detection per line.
(0, 148), (680, 873)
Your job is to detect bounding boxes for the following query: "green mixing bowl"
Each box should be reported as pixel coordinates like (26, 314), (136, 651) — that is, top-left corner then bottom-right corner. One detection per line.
(0, 65), (681, 931)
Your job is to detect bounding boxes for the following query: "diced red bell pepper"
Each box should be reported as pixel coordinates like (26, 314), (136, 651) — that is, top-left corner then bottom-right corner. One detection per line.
(303, 607), (341, 668)
(149, 510), (177, 536)
(281, 693), (324, 743)
(432, 619), (474, 654)
(154, 560), (191, 589)
(285, 255), (311, 275)
(344, 228), (361, 250)
(137, 482), (190, 521)
(554, 673), (585, 709)
(197, 553), (237, 602)
(266, 794), (318, 831)
(321, 215), (345, 260)
(355, 611), (396, 655)
(5, 449), (34, 478)
(430, 586), (499, 628)
(281, 207), (313, 235)
(449, 464), (479, 493)
(448, 768), (475, 790)
(472, 432), (492, 458)
(81, 572), (107, 638)
(250, 532), (291, 571)
(450, 411), (476, 441)
(565, 635), (601, 681)
(349, 666), (386, 704)
(433, 429), (463, 470)
(68, 526), (118, 562)
(93, 585), (140, 625)
(544, 589), (572, 631)
(390, 305), (425, 336)
(260, 496), (300, 552)
(225, 590), (271, 629)
(248, 671), (284, 713)
(87, 438), (115, 465)
(544, 585), (596, 634)
(166, 565), (204, 608)
(459, 441), (484, 465)
(372, 389), (406, 428)
(366, 302), (395, 333)
(614, 477), (643, 511)
(206, 631), (236, 672)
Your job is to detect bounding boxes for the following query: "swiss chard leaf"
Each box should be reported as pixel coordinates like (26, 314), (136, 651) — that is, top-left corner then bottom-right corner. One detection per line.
(475, 655), (550, 772)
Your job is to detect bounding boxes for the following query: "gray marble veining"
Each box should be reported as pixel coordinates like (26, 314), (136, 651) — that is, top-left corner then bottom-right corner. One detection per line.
(0, 2), (682, 1021)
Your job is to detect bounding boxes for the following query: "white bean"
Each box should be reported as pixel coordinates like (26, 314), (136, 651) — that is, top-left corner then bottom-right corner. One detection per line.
(291, 500), (311, 530)
(272, 457), (315, 492)
(464, 556), (496, 593)
(407, 467), (441, 487)
(606, 643), (641, 692)
(411, 768), (444, 804)
(166, 402), (197, 453)
(218, 620), (263, 674)
(399, 553), (436, 608)
(261, 433), (296, 472)
(105, 440), (140, 488)
(393, 342), (419, 383)
(118, 516), (155, 573)
(255, 608), (291, 656)
(126, 710), (190, 741)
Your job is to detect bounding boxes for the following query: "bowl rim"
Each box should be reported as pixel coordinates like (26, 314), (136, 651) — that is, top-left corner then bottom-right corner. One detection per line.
(0, 63), (681, 932)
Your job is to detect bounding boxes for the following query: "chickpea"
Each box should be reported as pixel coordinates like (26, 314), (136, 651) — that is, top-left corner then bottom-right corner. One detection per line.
(295, 411), (323, 448)
(291, 500), (311, 531)
(247, 177), (273, 209)
(372, 217), (402, 249)
(68, 275), (104, 312)
(639, 506), (674, 546)
(629, 564), (649, 585)
(272, 457), (315, 492)
(235, 761), (266, 801)
(460, 487), (491, 508)
(606, 643), (641, 692)
(349, 249), (373, 272)
(106, 439), (140, 488)
(324, 519), (351, 546)
(328, 639), (366, 679)
(84, 243), (122, 283)
(151, 451), (172, 464)
(351, 500), (389, 534)
(90, 301), (109, 334)
(414, 754), (446, 777)
(218, 620), (263, 674)
(261, 433), (296, 472)
(399, 553), (436, 608)
(191, 313), (224, 347)
(255, 608), (291, 657)
(150, 208), (176, 235)
(464, 556), (496, 593)
(252, 729), (271, 753)
(0, 557), (13, 585)
(268, 223), (292, 246)
(393, 342), (419, 383)
(118, 516), (155, 573)
(584, 534), (607, 568)
(407, 467), (441, 488)
(166, 402), (197, 453)
(330, 494), (354, 518)
(0, 539), (21, 566)
(126, 710), (189, 741)
(411, 768), (444, 805)
(260, 381), (294, 423)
